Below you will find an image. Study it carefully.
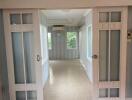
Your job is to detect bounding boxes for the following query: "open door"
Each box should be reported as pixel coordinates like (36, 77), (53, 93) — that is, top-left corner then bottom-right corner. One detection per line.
(92, 7), (128, 100)
(0, 65), (2, 100)
(3, 9), (44, 100)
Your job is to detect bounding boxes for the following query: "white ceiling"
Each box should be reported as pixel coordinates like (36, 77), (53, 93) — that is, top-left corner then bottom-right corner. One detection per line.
(43, 9), (90, 26)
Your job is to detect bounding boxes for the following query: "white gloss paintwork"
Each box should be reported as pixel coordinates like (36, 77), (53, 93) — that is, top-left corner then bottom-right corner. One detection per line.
(92, 7), (128, 100)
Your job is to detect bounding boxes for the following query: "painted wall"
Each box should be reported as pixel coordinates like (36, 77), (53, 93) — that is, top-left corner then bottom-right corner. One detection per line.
(48, 26), (79, 60)
(79, 10), (93, 82)
(40, 11), (49, 86)
(126, 6), (132, 98)
(0, 10), (10, 100)
(0, 0), (131, 9)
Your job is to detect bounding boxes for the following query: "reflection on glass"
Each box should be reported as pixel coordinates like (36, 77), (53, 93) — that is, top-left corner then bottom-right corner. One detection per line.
(99, 30), (109, 81)
(111, 12), (121, 22)
(10, 14), (21, 24)
(22, 13), (33, 24)
(16, 91), (26, 100)
(23, 32), (36, 83)
(110, 88), (119, 97)
(99, 88), (108, 98)
(27, 91), (37, 100)
(99, 12), (109, 22)
(12, 32), (25, 84)
(110, 30), (120, 81)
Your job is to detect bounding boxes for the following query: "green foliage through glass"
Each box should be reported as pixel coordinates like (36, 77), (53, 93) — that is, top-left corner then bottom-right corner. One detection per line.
(67, 32), (77, 49)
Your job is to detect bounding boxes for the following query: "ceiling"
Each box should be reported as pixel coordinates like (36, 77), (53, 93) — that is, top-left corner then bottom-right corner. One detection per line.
(43, 9), (90, 26)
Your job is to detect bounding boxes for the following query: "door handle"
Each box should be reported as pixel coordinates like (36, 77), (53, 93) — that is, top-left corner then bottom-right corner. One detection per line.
(92, 54), (98, 59)
(37, 55), (41, 62)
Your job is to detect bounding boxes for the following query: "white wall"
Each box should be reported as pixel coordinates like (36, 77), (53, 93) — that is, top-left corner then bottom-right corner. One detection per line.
(39, 11), (49, 86)
(79, 10), (93, 82)
(0, 0), (131, 9)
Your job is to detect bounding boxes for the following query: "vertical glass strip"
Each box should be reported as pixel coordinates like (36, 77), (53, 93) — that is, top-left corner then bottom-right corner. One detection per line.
(12, 32), (25, 84)
(99, 30), (109, 81)
(23, 32), (36, 83)
(110, 30), (120, 81)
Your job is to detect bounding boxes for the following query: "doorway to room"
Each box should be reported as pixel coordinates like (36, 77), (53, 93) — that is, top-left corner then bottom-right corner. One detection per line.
(3, 7), (127, 100)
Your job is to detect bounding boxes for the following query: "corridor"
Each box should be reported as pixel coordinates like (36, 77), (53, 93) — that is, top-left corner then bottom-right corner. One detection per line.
(43, 60), (92, 100)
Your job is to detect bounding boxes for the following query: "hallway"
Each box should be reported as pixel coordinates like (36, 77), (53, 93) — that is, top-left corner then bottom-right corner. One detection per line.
(43, 60), (92, 100)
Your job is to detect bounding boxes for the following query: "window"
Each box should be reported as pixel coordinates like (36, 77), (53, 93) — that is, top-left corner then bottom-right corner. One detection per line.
(67, 32), (77, 49)
(48, 33), (52, 49)
(87, 25), (92, 58)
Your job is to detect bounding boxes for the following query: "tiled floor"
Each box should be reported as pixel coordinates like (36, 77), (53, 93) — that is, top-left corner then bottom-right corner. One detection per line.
(44, 60), (92, 100)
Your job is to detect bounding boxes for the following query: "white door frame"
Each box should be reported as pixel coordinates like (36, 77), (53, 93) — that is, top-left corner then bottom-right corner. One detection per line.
(92, 7), (128, 100)
(3, 9), (43, 100)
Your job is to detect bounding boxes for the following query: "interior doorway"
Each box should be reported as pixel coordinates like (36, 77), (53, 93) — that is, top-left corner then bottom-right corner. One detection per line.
(3, 7), (128, 100)
(43, 9), (93, 100)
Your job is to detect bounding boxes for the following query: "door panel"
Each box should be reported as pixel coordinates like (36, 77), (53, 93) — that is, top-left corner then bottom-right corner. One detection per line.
(93, 7), (127, 100)
(4, 10), (43, 100)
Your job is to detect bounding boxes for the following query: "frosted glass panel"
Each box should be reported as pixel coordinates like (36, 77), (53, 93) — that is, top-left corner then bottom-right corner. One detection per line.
(16, 91), (26, 100)
(99, 88), (108, 97)
(110, 88), (119, 97)
(22, 13), (33, 24)
(10, 14), (21, 24)
(27, 91), (37, 100)
(99, 30), (109, 81)
(110, 30), (120, 81)
(99, 12), (109, 22)
(23, 32), (36, 83)
(111, 12), (121, 22)
(12, 32), (25, 84)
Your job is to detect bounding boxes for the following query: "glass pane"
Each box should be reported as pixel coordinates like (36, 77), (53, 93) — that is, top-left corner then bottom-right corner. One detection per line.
(48, 32), (52, 49)
(12, 32), (25, 84)
(10, 14), (21, 24)
(87, 26), (92, 57)
(99, 88), (108, 98)
(16, 91), (26, 100)
(99, 30), (109, 81)
(27, 91), (37, 100)
(99, 12), (109, 22)
(110, 88), (119, 97)
(110, 30), (120, 81)
(67, 32), (77, 49)
(23, 32), (36, 83)
(111, 12), (121, 22)
(22, 13), (33, 24)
